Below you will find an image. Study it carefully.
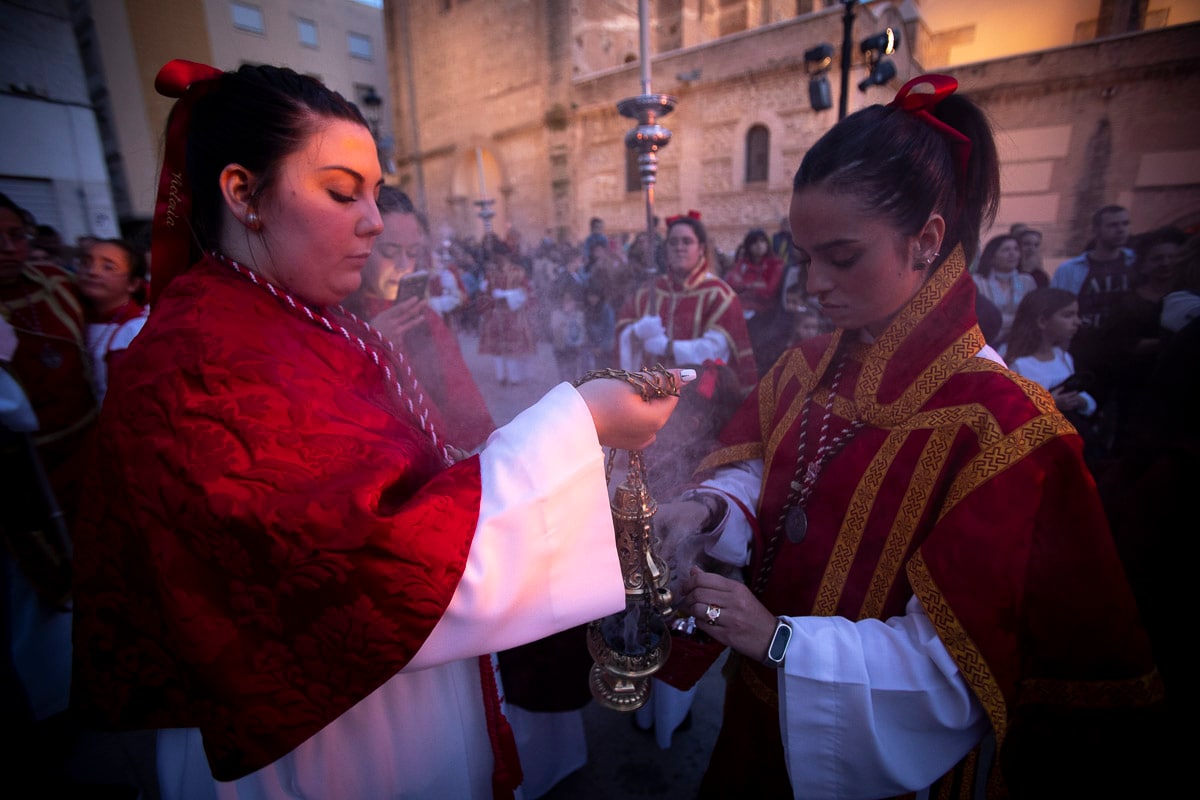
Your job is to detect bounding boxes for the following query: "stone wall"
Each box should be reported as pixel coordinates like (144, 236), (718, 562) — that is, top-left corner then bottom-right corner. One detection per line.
(389, 1), (1200, 261)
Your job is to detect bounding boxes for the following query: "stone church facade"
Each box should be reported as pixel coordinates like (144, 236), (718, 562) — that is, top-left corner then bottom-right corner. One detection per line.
(385, 1), (1200, 263)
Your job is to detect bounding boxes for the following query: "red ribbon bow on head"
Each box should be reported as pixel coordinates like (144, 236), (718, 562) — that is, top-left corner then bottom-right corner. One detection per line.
(888, 74), (972, 206)
(693, 358), (725, 400)
(149, 59), (225, 306)
(665, 210), (702, 227)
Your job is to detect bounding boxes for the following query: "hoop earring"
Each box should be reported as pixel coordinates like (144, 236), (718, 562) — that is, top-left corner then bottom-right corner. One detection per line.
(246, 210), (261, 231)
(913, 250), (939, 271)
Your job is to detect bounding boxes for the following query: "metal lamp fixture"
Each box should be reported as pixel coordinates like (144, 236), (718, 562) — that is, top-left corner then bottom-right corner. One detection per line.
(858, 27), (901, 91)
(812, 1), (905, 119)
(804, 43), (835, 112)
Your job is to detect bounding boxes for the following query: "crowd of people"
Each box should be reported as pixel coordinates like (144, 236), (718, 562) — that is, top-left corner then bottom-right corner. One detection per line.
(1, 57), (1190, 800)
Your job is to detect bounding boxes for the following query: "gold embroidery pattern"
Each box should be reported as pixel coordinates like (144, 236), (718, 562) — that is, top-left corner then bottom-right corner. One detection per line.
(855, 325), (985, 427)
(939, 412), (1076, 522)
(814, 430), (906, 616)
(1017, 670), (1165, 708)
(736, 659), (779, 707)
(877, 248), (965, 352)
(698, 442), (762, 473)
(862, 429), (953, 619)
(908, 552), (1009, 745)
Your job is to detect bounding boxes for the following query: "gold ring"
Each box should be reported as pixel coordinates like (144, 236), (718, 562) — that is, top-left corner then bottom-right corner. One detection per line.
(704, 604), (722, 625)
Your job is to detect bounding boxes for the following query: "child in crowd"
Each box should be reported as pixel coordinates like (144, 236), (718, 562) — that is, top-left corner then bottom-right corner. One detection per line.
(1005, 288), (1109, 466)
(1005, 288), (1097, 418)
(549, 285), (587, 381)
(582, 286), (616, 370)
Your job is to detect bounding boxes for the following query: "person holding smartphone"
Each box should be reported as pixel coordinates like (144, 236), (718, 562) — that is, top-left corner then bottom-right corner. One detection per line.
(344, 187), (495, 451)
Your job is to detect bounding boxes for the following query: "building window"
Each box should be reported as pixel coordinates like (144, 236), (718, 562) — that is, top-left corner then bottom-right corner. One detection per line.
(348, 32), (372, 60)
(297, 18), (318, 48)
(745, 124), (769, 183)
(231, 2), (265, 34)
(625, 147), (641, 193)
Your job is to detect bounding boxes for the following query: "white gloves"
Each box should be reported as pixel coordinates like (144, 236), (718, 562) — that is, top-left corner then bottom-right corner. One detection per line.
(643, 334), (669, 356)
(492, 288), (506, 300)
(632, 315), (666, 341)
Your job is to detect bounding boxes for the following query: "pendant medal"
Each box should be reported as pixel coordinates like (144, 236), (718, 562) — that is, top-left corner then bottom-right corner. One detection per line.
(784, 506), (808, 543)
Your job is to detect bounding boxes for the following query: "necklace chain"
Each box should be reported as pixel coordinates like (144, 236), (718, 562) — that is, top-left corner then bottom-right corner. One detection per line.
(214, 253), (454, 466)
(754, 352), (864, 595)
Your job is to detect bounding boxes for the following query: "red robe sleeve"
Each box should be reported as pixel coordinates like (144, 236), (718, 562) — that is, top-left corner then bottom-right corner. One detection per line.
(72, 262), (484, 780)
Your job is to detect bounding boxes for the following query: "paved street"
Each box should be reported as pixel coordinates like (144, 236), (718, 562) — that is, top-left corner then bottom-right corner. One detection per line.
(456, 330), (728, 799)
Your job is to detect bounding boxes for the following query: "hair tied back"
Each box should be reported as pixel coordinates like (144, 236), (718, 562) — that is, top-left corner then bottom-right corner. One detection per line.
(155, 59), (224, 99)
(149, 59), (225, 306)
(889, 73), (972, 214)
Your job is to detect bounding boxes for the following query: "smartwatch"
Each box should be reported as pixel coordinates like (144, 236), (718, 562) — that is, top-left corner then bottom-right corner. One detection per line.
(763, 617), (792, 668)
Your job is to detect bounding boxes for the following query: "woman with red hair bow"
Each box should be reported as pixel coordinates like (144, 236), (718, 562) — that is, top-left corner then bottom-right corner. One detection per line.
(654, 75), (1164, 798)
(70, 60), (686, 800)
(617, 210), (758, 389)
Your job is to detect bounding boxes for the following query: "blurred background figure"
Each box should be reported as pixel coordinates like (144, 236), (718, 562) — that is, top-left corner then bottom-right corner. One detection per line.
(77, 238), (149, 403)
(617, 211), (757, 389)
(1005, 287), (1104, 465)
(973, 233), (1036, 348)
(725, 228), (785, 320)
(478, 243), (538, 388)
(1016, 227), (1050, 288)
(581, 285), (615, 371)
(1, 192), (98, 796)
(344, 187), (495, 452)
(1097, 225), (1187, 457)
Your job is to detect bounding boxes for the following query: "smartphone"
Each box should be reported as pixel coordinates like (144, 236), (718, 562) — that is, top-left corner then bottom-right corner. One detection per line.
(397, 271), (429, 301)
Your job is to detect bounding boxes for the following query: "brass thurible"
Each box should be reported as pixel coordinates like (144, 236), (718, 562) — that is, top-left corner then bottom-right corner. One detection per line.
(587, 450), (675, 711)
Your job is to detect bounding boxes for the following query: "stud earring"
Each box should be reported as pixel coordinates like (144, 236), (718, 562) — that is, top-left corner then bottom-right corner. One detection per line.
(246, 210), (261, 231)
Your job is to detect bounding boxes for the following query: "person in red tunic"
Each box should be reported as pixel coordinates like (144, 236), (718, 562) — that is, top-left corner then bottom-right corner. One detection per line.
(343, 186), (495, 452)
(617, 211), (757, 389)
(477, 243), (538, 387)
(77, 238), (150, 403)
(69, 61), (687, 800)
(725, 227), (785, 319)
(655, 75), (1165, 798)
(1, 193), (96, 603)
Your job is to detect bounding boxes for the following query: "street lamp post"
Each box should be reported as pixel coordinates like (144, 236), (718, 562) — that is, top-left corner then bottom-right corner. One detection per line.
(838, 0), (856, 120)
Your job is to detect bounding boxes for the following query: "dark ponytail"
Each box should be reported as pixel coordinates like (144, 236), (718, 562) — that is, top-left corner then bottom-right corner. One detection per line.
(794, 84), (999, 267)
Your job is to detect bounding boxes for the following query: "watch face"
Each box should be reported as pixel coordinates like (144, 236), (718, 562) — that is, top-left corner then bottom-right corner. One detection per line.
(768, 620), (791, 663)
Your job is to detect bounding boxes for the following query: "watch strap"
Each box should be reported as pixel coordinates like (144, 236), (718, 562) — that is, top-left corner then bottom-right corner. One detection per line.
(763, 616), (792, 667)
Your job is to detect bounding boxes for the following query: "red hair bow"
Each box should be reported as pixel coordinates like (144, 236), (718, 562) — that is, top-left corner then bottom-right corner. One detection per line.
(693, 359), (725, 400)
(665, 210), (702, 227)
(149, 60), (225, 306)
(889, 74), (971, 203)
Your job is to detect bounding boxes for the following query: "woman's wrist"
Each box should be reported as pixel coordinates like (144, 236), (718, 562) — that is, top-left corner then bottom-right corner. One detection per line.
(682, 490), (727, 531)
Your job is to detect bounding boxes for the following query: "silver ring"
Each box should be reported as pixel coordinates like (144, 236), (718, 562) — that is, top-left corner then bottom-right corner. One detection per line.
(704, 604), (722, 625)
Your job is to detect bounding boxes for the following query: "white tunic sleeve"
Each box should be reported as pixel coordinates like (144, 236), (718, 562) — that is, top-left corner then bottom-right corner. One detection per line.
(671, 328), (732, 367)
(408, 381), (625, 667)
(173, 383), (627, 800)
(699, 462), (990, 800)
(777, 595), (989, 799)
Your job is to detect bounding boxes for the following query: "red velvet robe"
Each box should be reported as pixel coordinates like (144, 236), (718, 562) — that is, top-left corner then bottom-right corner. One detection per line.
(616, 266), (757, 387)
(71, 256), (485, 780)
(697, 249), (1164, 797)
